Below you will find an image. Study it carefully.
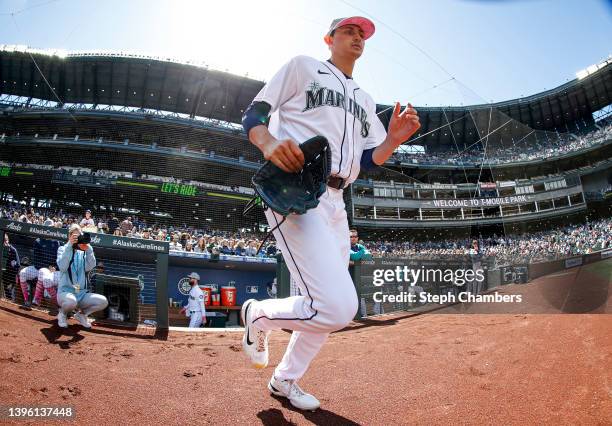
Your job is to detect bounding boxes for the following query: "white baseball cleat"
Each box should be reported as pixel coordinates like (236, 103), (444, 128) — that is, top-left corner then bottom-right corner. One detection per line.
(241, 299), (269, 369)
(57, 311), (68, 328)
(74, 312), (92, 329)
(268, 375), (320, 411)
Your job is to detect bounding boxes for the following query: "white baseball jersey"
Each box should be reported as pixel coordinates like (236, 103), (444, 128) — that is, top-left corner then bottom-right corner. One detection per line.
(38, 268), (60, 289)
(186, 285), (206, 314)
(19, 265), (38, 282)
(253, 55), (387, 184)
(246, 54), (384, 383)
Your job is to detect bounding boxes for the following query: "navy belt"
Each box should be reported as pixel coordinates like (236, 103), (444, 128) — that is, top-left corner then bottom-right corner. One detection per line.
(327, 175), (346, 190)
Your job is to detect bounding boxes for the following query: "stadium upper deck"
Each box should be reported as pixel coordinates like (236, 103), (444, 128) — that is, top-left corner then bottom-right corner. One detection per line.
(0, 47), (609, 232)
(0, 46), (610, 151)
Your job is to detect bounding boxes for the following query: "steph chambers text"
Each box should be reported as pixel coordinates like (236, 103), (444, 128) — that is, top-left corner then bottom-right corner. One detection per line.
(373, 291), (523, 304)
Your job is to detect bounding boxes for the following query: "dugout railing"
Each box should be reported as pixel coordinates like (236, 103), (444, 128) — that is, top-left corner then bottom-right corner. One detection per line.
(2, 220), (609, 327)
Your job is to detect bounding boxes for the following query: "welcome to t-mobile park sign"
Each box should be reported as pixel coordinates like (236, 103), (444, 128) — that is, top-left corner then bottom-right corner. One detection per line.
(426, 195), (532, 208)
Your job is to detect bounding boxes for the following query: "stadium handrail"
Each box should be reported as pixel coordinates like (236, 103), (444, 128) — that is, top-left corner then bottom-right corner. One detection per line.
(353, 160), (610, 190)
(6, 161), (257, 196)
(0, 104), (246, 134)
(388, 137), (611, 168)
(0, 135), (261, 171)
(2, 105), (610, 168)
(352, 205), (588, 227)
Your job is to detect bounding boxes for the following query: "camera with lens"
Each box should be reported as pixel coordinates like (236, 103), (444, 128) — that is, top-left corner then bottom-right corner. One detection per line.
(73, 232), (92, 250)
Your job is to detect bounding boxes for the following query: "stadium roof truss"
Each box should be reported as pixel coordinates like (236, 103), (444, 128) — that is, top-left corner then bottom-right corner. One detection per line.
(0, 48), (610, 149)
(0, 49), (263, 126)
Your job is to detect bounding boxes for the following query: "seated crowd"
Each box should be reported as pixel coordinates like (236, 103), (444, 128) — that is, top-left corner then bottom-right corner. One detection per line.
(0, 205), (278, 258)
(394, 122), (612, 166)
(367, 217), (611, 265)
(1, 204), (609, 266)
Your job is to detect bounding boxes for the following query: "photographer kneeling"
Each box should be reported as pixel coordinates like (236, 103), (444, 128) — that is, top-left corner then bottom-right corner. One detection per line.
(56, 224), (108, 328)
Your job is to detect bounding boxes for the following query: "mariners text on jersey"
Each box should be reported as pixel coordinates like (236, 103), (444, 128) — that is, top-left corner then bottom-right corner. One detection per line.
(303, 82), (371, 138)
(253, 55), (387, 183)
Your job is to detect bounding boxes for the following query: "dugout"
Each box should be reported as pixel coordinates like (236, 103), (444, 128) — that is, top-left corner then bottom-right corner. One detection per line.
(0, 219), (170, 328)
(167, 252), (276, 327)
(93, 273), (141, 324)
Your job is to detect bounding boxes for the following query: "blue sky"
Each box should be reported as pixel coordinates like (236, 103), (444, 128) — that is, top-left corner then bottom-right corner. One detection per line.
(0, 0), (610, 107)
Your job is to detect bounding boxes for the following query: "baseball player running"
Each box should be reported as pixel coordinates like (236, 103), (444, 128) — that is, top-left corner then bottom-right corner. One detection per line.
(240, 16), (420, 410)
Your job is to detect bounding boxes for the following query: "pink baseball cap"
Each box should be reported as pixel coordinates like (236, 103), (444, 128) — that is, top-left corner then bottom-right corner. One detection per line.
(326, 16), (375, 40)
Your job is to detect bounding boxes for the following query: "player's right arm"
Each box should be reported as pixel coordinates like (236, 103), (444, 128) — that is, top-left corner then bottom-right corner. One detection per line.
(242, 57), (305, 173)
(247, 125), (304, 173)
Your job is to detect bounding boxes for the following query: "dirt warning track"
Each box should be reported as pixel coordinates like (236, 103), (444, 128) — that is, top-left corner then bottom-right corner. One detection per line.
(0, 261), (610, 425)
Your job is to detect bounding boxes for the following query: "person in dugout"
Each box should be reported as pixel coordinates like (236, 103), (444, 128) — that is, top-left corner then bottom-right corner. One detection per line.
(180, 272), (207, 328)
(17, 257), (38, 308)
(3, 233), (20, 301)
(32, 262), (60, 307)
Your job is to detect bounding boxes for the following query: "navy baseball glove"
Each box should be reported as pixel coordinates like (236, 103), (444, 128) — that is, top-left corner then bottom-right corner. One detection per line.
(246, 136), (331, 217)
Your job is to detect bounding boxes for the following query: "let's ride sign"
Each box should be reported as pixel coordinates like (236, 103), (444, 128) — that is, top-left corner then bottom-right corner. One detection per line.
(160, 182), (197, 196)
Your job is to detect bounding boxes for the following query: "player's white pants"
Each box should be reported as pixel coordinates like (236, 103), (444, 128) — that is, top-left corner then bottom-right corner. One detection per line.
(188, 311), (204, 328)
(57, 292), (108, 316)
(251, 187), (357, 380)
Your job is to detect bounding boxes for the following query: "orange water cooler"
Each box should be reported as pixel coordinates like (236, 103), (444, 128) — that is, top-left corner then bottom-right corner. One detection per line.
(199, 285), (212, 306)
(221, 285), (237, 306)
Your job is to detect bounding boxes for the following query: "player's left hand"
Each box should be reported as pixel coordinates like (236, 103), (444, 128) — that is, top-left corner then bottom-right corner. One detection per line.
(387, 102), (420, 146)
